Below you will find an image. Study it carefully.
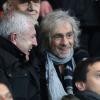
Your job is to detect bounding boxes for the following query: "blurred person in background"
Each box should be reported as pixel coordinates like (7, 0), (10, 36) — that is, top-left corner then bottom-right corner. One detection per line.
(61, 94), (80, 100)
(73, 57), (100, 100)
(3, 0), (40, 24)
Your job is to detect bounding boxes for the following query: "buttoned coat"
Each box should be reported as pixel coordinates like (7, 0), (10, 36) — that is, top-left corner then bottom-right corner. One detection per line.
(0, 36), (40, 100)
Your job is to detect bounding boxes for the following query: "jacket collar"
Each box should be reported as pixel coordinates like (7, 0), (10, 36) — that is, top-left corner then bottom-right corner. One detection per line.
(0, 36), (26, 62)
(76, 90), (100, 100)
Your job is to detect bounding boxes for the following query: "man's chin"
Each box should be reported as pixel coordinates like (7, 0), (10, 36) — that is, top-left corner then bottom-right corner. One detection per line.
(56, 53), (68, 59)
(57, 49), (73, 58)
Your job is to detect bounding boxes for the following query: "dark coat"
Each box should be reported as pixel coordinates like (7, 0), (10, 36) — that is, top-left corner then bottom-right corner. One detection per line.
(75, 91), (100, 100)
(45, 0), (100, 27)
(41, 0), (62, 9)
(42, 0), (100, 29)
(39, 52), (48, 100)
(0, 36), (40, 100)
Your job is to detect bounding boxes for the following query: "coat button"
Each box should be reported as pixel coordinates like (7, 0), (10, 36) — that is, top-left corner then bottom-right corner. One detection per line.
(8, 73), (12, 77)
(24, 73), (27, 76)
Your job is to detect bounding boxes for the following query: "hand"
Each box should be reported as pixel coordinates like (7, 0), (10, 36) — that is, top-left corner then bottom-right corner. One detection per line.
(40, 1), (53, 17)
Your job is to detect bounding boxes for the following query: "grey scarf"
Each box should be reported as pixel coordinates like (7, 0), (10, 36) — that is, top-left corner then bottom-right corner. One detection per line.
(46, 48), (75, 100)
(48, 48), (74, 65)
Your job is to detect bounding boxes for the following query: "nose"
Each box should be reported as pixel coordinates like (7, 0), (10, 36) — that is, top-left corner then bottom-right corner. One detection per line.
(61, 36), (69, 45)
(32, 37), (38, 46)
(28, 2), (33, 11)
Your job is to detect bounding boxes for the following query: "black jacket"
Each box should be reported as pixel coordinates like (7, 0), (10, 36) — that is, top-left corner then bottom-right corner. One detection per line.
(75, 91), (100, 100)
(65, 0), (99, 26)
(43, 0), (100, 27)
(41, 0), (62, 9)
(0, 36), (40, 100)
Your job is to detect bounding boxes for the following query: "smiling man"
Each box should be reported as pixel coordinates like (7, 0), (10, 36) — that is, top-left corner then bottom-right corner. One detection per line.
(40, 10), (80, 100)
(0, 11), (40, 100)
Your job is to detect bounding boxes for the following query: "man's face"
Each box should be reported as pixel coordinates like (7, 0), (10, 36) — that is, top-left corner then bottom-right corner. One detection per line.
(85, 62), (100, 95)
(16, 0), (40, 20)
(49, 22), (74, 58)
(15, 23), (37, 55)
(0, 83), (13, 100)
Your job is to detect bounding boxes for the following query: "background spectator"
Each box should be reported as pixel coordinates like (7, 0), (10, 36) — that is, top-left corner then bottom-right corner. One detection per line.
(73, 57), (100, 100)
(61, 94), (80, 100)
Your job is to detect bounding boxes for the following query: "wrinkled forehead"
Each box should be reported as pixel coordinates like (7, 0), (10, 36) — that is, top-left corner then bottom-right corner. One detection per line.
(53, 22), (73, 33)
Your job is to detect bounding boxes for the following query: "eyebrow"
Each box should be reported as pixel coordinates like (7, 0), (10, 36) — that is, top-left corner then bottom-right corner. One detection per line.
(90, 69), (100, 73)
(18, 0), (28, 3)
(53, 32), (73, 36)
(96, 70), (100, 72)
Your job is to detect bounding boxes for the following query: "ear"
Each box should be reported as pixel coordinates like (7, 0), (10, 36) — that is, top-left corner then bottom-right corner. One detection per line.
(9, 33), (17, 45)
(75, 82), (86, 91)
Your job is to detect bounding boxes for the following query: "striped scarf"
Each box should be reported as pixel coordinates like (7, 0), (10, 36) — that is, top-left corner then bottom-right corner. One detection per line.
(63, 58), (75, 94)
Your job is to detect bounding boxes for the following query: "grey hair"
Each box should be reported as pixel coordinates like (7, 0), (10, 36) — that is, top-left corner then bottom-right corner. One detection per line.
(40, 10), (81, 51)
(0, 11), (35, 39)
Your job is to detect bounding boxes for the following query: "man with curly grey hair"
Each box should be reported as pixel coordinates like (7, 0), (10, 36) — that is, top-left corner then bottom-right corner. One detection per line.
(40, 10), (81, 100)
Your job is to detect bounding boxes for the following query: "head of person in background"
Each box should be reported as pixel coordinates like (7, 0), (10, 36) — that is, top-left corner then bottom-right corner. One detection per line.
(73, 57), (100, 100)
(0, 11), (37, 60)
(0, 82), (13, 100)
(0, 0), (6, 16)
(40, 10), (80, 100)
(3, 0), (40, 23)
(61, 94), (80, 100)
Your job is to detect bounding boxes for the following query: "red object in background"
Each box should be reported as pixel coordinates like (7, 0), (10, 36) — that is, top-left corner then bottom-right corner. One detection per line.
(0, 10), (3, 16)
